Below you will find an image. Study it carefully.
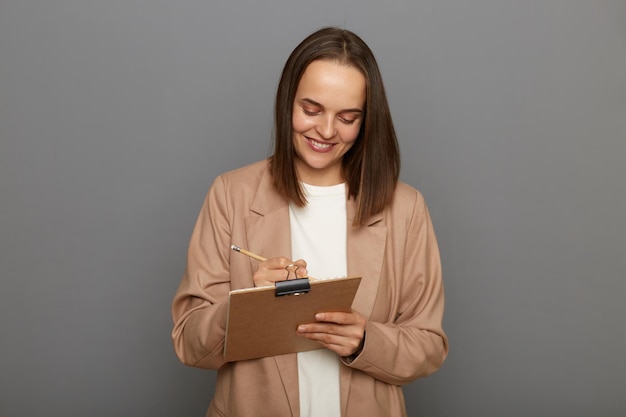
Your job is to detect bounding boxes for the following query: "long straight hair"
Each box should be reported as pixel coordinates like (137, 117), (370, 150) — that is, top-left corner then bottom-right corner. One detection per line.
(270, 27), (400, 226)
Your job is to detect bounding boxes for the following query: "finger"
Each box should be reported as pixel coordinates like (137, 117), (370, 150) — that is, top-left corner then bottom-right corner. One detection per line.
(261, 257), (295, 270)
(296, 328), (362, 356)
(297, 322), (360, 339)
(314, 311), (363, 326)
(293, 259), (308, 277)
(253, 257), (295, 286)
(264, 257), (309, 279)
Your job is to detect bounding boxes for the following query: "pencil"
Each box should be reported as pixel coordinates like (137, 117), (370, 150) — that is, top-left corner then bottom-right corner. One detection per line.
(230, 244), (266, 262)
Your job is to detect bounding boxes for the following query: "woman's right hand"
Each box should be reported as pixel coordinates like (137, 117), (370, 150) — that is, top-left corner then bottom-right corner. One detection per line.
(252, 257), (308, 287)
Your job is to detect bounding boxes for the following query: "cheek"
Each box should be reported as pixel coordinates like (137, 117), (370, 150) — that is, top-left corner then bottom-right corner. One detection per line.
(292, 112), (312, 134)
(339, 123), (362, 144)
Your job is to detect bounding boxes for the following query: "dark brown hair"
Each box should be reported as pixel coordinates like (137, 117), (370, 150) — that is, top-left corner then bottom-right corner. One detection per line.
(270, 27), (400, 226)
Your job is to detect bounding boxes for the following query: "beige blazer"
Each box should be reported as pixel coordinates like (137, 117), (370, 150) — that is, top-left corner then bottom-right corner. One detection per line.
(172, 160), (448, 417)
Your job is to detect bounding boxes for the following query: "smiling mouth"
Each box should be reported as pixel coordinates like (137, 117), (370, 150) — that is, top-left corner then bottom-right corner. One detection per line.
(307, 137), (334, 150)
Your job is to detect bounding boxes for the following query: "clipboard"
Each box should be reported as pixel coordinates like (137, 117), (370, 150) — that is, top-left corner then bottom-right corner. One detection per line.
(224, 276), (361, 361)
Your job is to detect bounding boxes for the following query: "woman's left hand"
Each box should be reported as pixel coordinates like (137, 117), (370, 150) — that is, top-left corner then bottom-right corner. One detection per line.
(296, 310), (366, 357)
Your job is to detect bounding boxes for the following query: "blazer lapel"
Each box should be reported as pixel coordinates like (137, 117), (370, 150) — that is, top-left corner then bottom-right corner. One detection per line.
(341, 197), (386, 416)
(345, 197), (386, 320)
(245, 168), (292, 261)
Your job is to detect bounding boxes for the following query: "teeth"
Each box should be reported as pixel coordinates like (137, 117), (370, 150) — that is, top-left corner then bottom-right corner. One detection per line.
(310, 139), (332, 149)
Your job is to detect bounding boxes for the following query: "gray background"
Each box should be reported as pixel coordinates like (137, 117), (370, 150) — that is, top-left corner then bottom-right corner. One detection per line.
(1, 1), (624, 416)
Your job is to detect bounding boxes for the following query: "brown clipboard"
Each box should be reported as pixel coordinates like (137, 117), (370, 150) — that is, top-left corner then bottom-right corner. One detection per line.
(224, 276), (361, 362)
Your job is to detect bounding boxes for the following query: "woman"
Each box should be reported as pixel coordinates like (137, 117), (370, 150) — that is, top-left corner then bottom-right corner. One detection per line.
(172, 27), (448, 417)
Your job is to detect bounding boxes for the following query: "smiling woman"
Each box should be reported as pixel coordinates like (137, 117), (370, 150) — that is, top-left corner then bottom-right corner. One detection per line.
(292, 60), (366, 186)
(171, 27), (448, 417)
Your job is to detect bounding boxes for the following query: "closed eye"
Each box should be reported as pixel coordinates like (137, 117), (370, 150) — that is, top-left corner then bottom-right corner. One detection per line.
(339, 117), (356, 125)
(338, 113), (361, 125)
(303, 107), (320, 116)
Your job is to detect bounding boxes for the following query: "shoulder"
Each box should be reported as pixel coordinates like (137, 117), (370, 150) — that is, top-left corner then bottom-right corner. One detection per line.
(389, 180), (426, 212)
(378, 180), (433, 230)
(381, 181), (437, 240)
(207, 158), (284, 213)
(218, 159), (270, 184)
(210, 159), (271, 193)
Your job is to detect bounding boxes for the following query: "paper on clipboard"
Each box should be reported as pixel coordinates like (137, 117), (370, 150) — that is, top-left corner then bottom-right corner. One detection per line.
(224, 276), (361, 362)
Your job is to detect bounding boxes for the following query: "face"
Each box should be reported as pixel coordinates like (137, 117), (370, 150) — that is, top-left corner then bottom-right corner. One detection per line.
(291, 60), (366, 186)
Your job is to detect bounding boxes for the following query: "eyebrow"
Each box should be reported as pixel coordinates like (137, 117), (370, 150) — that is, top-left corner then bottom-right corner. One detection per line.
(300, 98), (363, 114)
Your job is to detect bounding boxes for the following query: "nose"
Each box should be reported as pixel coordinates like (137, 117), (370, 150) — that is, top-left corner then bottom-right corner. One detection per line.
(316, 115), (337, 139)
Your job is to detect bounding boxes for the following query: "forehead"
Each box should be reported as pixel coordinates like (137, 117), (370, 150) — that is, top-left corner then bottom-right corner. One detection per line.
(296, 60), (366, 108)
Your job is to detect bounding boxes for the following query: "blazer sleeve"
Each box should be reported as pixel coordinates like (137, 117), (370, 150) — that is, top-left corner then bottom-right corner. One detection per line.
(343, 190), (448, 385)
(171, 176), (233, 370)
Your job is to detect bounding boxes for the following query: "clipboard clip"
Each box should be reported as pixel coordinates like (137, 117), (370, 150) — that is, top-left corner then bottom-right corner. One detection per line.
(275, 278), (310, 297)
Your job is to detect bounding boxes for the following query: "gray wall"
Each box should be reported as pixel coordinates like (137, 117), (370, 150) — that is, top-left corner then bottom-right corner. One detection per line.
(1, 1), (624, 416)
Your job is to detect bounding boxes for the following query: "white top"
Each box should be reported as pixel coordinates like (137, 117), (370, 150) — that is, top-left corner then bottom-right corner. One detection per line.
(290, 182), (347, 417)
